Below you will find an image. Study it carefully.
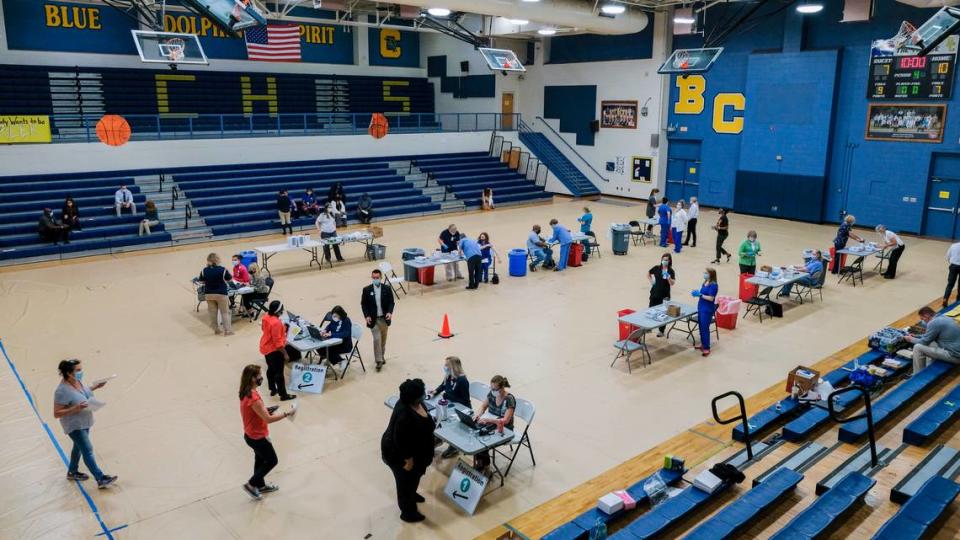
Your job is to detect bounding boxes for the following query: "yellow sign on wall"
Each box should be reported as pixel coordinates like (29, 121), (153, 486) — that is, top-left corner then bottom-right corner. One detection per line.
(941, 190), (952, 199)
(0, 115), (52, 143)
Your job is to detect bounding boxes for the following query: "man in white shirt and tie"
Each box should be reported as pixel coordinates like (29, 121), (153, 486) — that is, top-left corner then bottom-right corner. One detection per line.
(114, 185), (136, 216)
(361, 269), (395, 371)
(945, 242), (960, 307)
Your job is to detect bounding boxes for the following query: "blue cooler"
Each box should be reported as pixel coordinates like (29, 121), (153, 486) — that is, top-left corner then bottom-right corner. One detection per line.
(509, 249), (528, 277)
(239, 250), (258, 268)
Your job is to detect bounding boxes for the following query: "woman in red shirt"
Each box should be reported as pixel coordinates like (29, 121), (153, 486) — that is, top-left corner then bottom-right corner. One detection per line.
(232, 254), (251, 284)
(239, 364), (293, 500)
(260, 301), (298, 401)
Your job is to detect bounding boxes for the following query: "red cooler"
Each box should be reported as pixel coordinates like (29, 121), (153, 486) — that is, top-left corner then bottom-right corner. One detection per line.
(738, 273), (757, 302)
(418, 267), (435, 286)
(618, 309), (636, 340)
(829, 246), (847, 270)
(568, 243), (584, 267)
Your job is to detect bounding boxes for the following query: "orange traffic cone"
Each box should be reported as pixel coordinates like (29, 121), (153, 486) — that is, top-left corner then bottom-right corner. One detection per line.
(438, 314), (454, 339)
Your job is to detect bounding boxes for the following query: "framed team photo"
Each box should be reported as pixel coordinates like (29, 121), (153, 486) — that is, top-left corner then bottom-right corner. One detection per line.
(600, 100), (638, 129)
(865, 103), (946, 142)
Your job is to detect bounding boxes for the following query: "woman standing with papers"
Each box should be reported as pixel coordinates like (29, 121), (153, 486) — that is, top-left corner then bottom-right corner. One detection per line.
(53, 359), (117, 488)
(239, 364), (295, 501)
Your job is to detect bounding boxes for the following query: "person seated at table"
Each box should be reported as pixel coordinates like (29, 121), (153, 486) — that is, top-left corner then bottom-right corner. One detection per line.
(231, 254), (251, 284)
(472, 375), (515, 475)
(328, 194), (348, 228)
(316, 305), (353, 364)
(299, 188), (320, 217)
(548, 218), (573, 272)
(738, 231), (762, 274)
(38, 208), (70, 244)
(527, 224), (554, 271)
(439, 224), (464, 281)
(876, 224), (906, 280)
(428, 356), (471, 459)
(778, 250), (825, 298)
(906, 306), (960, 374)
(241, 264), (270, 318)
(61, 196), (81, 231)
(357, 193), (374, 225)
(648, 253), (676, 337)
(315, 207), (345, 263)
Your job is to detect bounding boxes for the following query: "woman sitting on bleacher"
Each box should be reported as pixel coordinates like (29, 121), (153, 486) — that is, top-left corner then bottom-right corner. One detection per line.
(472, 375), (515, 475)
(139, 200), (160, 236)
(241, 264), (270, 318)
(61, 197), (81, 231)
(38, 208), (70, 245)
(299, 188), (320, 217)
(328, 194), (348, 227)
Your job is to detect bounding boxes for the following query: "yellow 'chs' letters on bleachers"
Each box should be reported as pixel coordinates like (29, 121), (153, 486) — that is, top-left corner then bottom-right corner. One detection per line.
(380, 29), (402, 59)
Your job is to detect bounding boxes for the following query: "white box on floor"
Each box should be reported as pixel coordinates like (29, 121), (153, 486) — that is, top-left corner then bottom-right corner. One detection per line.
(598, 492), (624, 514)
(693, 470), (723, 494)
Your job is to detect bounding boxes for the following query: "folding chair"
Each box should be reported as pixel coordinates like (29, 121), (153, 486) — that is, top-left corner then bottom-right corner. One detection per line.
(873, 248), (890, 274)
(339, 322), (365, 378)
(743, 286), (773, 322)
(612, 327), (650, 373)
(838, 258), (864, 287)
(493, 397), (536, 478)
(378, 261), (407, 297)
(248, 277), (275, 321)
(586, 231), (602, 258)
(627, 220), (646, 246)
(792, 271), (825, 304)
(470, 381), (491, 402)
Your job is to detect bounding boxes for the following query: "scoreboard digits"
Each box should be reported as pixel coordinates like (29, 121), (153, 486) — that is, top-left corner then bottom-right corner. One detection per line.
(867, 53), (955, 99)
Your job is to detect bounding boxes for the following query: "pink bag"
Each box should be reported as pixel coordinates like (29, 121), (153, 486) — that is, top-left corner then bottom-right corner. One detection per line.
(613, 490), (637, 510)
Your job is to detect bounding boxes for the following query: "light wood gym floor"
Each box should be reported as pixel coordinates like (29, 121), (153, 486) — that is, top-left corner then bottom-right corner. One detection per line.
(0, 198), (952, 539)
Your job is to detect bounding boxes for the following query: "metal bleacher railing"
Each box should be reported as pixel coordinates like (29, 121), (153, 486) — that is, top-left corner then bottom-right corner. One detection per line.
(520, 117), (609, 186)
(47, 112), (522, 143)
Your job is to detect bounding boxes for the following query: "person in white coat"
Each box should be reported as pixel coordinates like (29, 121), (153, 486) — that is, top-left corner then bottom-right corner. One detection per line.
(683, 197), (700, 248)
(671, 200), (688, 254)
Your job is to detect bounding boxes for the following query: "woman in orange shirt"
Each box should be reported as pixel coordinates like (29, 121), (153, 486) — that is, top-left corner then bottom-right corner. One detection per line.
(260, 301), (298, 401)
(239, 364), (293, 500)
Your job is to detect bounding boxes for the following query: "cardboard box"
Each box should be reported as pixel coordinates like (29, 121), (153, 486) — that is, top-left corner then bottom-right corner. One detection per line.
(598, 492), (624, 514)
(760, 265), (773, 273)
(785, 366), (820, 395)
(666, 304), (681, 317)
(368, 226), (384, 239)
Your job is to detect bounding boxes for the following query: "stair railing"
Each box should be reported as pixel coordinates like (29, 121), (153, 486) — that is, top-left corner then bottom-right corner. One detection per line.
(184, 202), (193, 229)
(827, 386), (879, 467)
(531, 116), (609, 184)
(159, 173), (165, 193)
(712, 390), (753, 461)
(171, 185), (180, 211)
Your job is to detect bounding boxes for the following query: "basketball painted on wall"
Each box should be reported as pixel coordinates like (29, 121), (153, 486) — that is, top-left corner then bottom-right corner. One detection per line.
(95, 115), (132, 146)
(368, 113), (389, 139)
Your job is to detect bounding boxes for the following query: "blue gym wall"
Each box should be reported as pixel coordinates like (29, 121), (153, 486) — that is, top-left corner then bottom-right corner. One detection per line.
(668, 0), (960, 233)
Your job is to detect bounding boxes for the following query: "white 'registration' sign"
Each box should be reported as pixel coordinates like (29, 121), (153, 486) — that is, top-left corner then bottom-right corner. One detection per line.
(287, 362), (326, 395)
(444, 459), (488, 515)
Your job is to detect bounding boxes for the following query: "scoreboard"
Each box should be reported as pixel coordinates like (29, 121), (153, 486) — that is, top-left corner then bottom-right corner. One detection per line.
(868, 53), (955, 99)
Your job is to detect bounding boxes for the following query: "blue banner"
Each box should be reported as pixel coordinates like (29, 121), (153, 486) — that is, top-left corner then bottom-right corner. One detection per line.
(2, 0), (139, 54)
(368, 27), (420, 68)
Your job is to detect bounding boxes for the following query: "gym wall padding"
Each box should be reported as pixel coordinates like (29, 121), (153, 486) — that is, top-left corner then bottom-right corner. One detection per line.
(547, 27), (654, 64)
(543, 85), (597, 146)
(425, 55), (496, 99)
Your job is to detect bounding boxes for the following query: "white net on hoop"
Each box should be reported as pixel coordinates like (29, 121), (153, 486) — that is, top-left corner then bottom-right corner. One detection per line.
(891, 21), (920, 55)
(159, 38), (186, 62)
(672, 50), (691, 70)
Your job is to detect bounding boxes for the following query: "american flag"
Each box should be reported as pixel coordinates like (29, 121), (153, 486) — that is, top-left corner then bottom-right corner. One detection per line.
(244, 24), (301, 62)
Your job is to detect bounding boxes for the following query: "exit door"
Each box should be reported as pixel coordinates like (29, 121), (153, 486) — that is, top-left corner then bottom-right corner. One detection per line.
(924, 177), (960, 239)
(501, 93), (514, 129)
(665, 140), (701, 202)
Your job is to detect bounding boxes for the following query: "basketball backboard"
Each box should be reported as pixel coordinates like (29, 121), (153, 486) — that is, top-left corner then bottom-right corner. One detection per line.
(182, 0), (267, 36)
(658, 47), (723, 75)
(132, 30), (209, 65)
(911, 7), (960, 56)
(478, 47), (526, 72)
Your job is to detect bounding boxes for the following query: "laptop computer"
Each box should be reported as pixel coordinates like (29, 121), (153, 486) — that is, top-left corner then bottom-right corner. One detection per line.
(456, 408), (480, 430)
(307, 325), (324, 340)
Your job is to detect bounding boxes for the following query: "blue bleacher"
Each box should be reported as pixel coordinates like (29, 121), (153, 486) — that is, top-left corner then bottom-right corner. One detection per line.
(769, 472), (875, 540)
(872, 476), (960, 540)
(839, 361), (956, 443)
(541, 468), (685, 540)
(682, 468), (803, 540)
(903, 384), (960, 446)
(611, 477), (740, 540)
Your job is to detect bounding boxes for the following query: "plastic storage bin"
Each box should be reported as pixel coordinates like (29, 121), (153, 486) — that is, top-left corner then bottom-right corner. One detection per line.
(829, 246), (847, 270)
(508, 249), (528, 277)
(418, 266), (435, 286)
(402, 248), (425, 282)
(618, 309), (637, 340)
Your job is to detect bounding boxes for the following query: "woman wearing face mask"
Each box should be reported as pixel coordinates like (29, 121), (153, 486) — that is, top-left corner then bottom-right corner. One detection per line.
(318, 305), (353, 364)
(428, 356), (470, 459)
(648, 253), (677, 337)
(691, 268), (719, 357)
(239, 364), (294, 500)
(738, 231), (762, 275)
(711, 208), (732, 264)
(231, 253), (251, 284)
(53, 359), (117, 488)
(315, 207), (345, 263)
(671, 200), (688, 254)
(473, 375), (516, 474)
(381, 378), (435, 523)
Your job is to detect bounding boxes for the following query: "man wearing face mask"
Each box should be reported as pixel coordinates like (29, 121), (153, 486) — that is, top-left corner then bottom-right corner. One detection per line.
(648, 253), (677, 337)
(231, 254), (251, 284)
(778, 250), (824, 298)
(362, 269), (395, 371)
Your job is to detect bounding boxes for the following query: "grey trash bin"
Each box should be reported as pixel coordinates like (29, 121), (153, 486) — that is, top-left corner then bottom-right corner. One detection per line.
(612, 224), (631, 255)
(402, 248), (425, 282)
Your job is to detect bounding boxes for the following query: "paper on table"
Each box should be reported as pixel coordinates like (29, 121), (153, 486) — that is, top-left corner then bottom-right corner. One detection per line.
(87, 398), (106, 412)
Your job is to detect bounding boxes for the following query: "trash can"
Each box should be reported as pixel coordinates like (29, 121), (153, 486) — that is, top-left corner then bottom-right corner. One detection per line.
(365, 244), (386, 261)
(612, 224), (631, 255)
(239, 250), (258, 269)
(716, 295), (740, 330)
(418, 267), (435, 286)
(568, 243), (584, 267)
(402, 248), (424, 282)
(618, 309), (636, 340)
(738, 273), (758, 302)
(508, 249), (528, 277)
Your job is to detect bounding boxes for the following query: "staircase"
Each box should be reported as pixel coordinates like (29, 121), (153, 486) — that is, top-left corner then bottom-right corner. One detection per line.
(518, 121), (601, 197)
(134, 176), (214, 244)
(389, 161), (465, 213)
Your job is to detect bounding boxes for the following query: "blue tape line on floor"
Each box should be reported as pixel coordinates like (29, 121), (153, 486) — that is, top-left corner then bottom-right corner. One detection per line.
(0, 339), (122, 539)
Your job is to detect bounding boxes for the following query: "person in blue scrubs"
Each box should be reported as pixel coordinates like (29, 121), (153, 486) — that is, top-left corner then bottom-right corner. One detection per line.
(548, 218), (573, 272)
(657, 197), (672, 248)
(691, 267), (719, 357)
(577, 207), (593, 262)
(458, 235), (483, 289)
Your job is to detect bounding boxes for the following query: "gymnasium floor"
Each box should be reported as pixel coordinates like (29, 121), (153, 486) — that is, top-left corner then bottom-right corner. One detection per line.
(0, 198), (950, 539)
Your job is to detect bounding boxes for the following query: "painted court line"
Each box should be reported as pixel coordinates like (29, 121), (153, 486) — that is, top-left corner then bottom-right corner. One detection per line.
(0, 339), (124, 539)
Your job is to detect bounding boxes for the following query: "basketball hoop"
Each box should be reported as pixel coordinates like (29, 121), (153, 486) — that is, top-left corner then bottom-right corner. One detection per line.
(891, 21), (920, 55)
(159, 38), (186, 63)
(673, 50), (691, 70)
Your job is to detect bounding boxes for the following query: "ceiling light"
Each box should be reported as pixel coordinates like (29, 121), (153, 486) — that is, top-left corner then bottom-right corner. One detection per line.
(538, 28), (557, 35)
(674, 16), (695, 24)
(796, 2), (823, 14)
(521, 0), (541, 2)
(426, 7), (451, 17)
(508, 18), (529, 25)
(600, 4), (626, 15)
